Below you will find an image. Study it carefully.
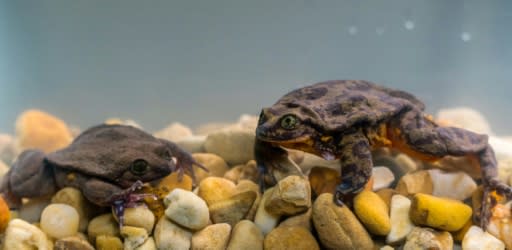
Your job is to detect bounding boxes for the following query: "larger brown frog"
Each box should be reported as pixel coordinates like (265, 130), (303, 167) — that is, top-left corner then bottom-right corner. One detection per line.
(0, 124), (206, 225)
(255, 80), (512, 229)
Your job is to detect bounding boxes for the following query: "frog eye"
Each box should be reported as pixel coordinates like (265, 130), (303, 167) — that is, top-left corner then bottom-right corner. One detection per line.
(280, 114), (298, 130)
(131, 159), (149, 176)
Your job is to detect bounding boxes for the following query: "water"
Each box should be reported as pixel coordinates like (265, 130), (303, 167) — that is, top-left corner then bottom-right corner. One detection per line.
(1, 0), (511, 134)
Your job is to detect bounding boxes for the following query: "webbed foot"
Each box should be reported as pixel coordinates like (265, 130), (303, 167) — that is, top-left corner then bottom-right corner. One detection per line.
(478, 181), (512, 230)
(111, 180), (157, 228)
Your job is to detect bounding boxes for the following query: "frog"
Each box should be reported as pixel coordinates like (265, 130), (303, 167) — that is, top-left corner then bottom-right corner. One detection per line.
(255, 80), (512, 229)
(0, 124), (207, 226)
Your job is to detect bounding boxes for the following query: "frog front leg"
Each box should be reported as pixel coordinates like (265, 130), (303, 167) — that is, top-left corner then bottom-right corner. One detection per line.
(82, 178), (154, 227)
(334, 132), (373, 205)
(0, 150), (57, 208)
(254, 138), (305, 191)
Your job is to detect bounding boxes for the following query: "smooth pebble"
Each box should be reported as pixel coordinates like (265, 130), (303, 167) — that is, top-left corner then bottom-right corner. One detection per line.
(40, 203), (80, 239)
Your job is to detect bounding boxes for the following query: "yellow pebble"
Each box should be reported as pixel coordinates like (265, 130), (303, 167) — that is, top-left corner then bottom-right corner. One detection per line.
(353, 190), (391, 236)
(410, 193), (472, 231)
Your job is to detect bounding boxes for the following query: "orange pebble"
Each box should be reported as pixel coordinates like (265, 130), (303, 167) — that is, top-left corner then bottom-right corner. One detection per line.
(0, 196), (11, 233)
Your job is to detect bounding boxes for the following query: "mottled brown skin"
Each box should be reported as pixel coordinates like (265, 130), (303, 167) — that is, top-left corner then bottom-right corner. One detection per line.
(255, 80), (512, 229)
(0, 124), (206, 209)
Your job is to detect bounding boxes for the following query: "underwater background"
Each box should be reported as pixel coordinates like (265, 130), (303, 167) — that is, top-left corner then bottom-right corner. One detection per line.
(1, 0), (511, 134)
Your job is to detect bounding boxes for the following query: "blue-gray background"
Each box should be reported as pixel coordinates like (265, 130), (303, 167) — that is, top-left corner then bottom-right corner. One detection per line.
(1, 0), (511, 134)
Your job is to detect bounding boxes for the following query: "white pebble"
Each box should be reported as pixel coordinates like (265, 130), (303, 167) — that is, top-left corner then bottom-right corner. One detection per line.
(164, 188), (209, 230)
(372, 166), (395, 191)
(40, 203), (80, 239)
(386, 194), (414, 244)
(3, 218), (53, 249)
(429, 169), (477, 200)
(462, 226), (505, 250)
(254, 187), (280, 235)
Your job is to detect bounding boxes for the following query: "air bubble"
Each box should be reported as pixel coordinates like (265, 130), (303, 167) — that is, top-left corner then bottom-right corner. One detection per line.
(461, 32), (472, 42)
(376, 27), (385, 35)
(348, 26), (358, 35)
(404, 20), (415, 30)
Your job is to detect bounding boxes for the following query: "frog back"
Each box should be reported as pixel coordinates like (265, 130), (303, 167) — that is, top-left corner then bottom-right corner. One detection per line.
(45, 124), (165, 180)
(275, 80), (425, 131)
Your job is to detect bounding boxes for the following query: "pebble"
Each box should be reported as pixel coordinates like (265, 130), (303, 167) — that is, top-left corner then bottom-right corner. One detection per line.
(175, 135), (206, 153)
(95, 235), (123, 250)
(123, 206), (156, 233)
(375, 188), (397, 209)
(104, 118), (143, 128)
(489, 136), (512, 161)
(18, 196), (52, 223)
(209, 190), (257, 226)
(191, 223), (232, 250)
(235, 180), (261, 220)
(353, 190), (391, 236)
(3, 218), (53, 249)
(497, 157), (512, 184)
(51, 187), (95, 232)
(436, 107), (493, 135)
(197, 176), (236, 206)
(192, 153), (230, 181)
(54, 236), (95, 250)
(154, 122), (193, 142)
(428, 169), (477, 200)
(254, 188), (280, 235)
(164, 188), (209, 230)
(312, 193), (374, 250)
(395, 170), (433, 196)
(264, 175), (311, 216)
(487, 202), (512, 249)
(156, 172), (193, 197)
(308, 167), (340, 195)
(0, 195), (10, 233)
(40, 203), (80, 239)
(390, 153), (419, 182)
(121, 226), (149, 250)
(136, 237), (157, 250)
(224, 160), (259, 184)
(0, 133), (16, 164)
(297, 152), (340, 174)
(279, 208), (312, 231)
(372, 166), (395, 191)
(154, 216), (193, 250)
(0, 160), (9, 178)
(386, 194), (414, 244)
(462, 226), (505, 250)
(264, 226), (320, 250)
(15, 109), (73, 153)
(403, 227), (453, 250)
(227, 220), (264, 250)
(204, 128), (255, 165)
(409, 193), (472, 231)
(87, 213), (120, 244)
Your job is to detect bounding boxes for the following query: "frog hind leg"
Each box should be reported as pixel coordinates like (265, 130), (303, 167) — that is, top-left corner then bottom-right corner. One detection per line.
(392, 110), (512, 229)
(334, 132), (373, 206)
(0, 150), (57, 208)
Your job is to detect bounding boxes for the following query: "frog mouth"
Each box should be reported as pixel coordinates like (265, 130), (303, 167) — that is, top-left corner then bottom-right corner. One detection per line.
(258, 134), (312, 144)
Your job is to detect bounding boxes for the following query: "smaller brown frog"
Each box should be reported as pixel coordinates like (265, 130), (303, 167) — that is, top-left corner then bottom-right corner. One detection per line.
(0, 124), (207, 226)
